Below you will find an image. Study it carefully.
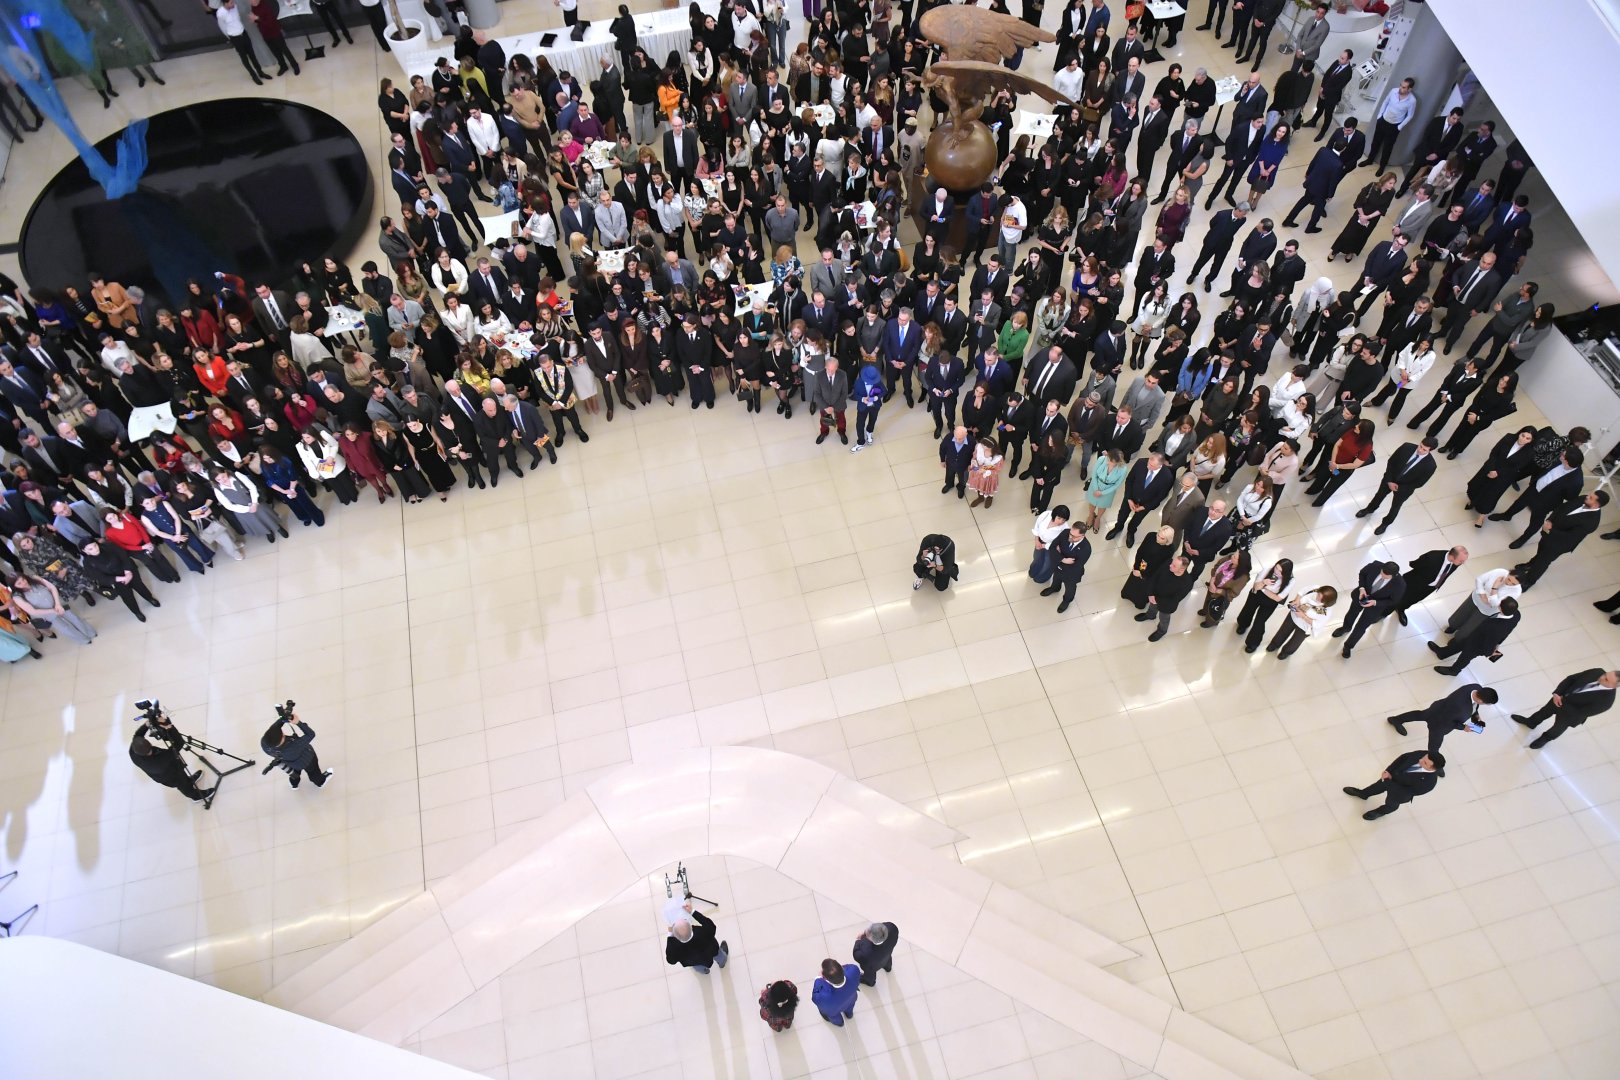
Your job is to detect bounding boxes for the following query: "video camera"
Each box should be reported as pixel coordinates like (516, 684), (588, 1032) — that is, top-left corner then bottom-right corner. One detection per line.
(274, 699), (297, 722)
(133, 698), (169, 725)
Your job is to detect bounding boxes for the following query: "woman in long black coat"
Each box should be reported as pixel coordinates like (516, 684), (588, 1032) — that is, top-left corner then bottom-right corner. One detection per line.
(1120, 525), (1177, 609)
(1465, 425), (1537, 527)
(1441, 372), (1518, 457)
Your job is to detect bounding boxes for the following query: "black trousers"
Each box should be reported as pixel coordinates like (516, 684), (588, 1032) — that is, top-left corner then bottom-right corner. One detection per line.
(1112, 501), (1155, 542)
(885, 363), (916, 404)
(1188, 240), (1232, 285)
(285, 749), (328, 788)
(1201, 0), (1229, 36)
(689, 370), (716, 407)
(133, 547), (181, 583)
(361, 1), (389, 47)
(1346, 780), (1410, 818)
(1029, 476), (1059, 513)
(1237, 590), (1280, 650)
(943, 463), (967, 494)
(1408, 388), (1464, 435)
(913, 560), (951, 590)
(1520, 702), (1575, 748)
(1366, 118), (1400, 170)
(998, 431), (1027, 477)
(1307, 464), (1355, 505)
(264, 35), (299, 73)
(1390, 712), (1455, 754)
(1361, 481), (1415, 526)
(108, 571), (158, 619)
(1337, 603), (1388, 650)
(927, 392), (959, 434)
(313, 2), (352, 43)
(1284, 193), (1328, 230)
(481, 439), (522, 483)
(544, 405), (588, 442)
(227, 33), (268, 80)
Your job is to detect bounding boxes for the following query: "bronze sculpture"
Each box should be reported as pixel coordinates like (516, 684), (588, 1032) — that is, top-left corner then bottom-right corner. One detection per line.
(918, 8), (1073, 190)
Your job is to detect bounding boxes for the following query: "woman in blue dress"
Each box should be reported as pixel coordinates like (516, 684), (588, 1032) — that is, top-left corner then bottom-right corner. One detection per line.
(1245, 123), (1292, 211)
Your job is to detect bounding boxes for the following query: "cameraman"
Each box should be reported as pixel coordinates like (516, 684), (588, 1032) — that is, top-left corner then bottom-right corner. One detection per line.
(129, 709), (210, 804)
(259, 707), (332, 789)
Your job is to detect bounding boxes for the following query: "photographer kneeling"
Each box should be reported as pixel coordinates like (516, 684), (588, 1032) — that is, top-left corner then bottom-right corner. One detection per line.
(260, 704), (333, 790)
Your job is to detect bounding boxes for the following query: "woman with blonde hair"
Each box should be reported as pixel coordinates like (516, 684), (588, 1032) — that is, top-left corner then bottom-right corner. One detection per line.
(1031, 287), (1070, 357)
(1189, 432), (1227, 496)
(1083, 447), (1129, 532)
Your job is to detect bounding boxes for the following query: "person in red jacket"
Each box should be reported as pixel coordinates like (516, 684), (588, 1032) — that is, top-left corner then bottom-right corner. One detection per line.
(100, 509), (182, 583)
(249, 0), (301, 76)
(337, 423), (395, 502)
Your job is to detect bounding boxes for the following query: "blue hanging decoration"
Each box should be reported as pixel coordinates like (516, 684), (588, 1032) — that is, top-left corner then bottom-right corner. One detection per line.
(0, 0), (148, 198)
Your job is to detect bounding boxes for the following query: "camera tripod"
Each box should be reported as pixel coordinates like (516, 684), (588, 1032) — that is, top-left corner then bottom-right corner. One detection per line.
(181, 735), (256, 809)
(665, 861), (716, 908)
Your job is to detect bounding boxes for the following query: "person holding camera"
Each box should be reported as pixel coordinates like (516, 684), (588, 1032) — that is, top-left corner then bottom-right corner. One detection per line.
(129, 707), (209, 804)
(259, 706), (332, 789)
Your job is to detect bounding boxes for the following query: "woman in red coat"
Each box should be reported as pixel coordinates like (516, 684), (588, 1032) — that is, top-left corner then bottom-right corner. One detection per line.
(100, 509), (182, 583)
(337, 423), (394, 502)
(181, 304), (222, 353)
(192, 349), (231, 397)
(207, 404), (249, 447)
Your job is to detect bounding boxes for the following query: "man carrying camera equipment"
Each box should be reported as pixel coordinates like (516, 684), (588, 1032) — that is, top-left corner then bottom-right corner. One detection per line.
(259, 701), (333, 789)
(129, 702), (211, 806)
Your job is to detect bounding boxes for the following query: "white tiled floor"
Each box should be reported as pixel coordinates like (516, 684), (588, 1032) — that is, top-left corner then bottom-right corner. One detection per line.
(2, 5), (1619, 1078)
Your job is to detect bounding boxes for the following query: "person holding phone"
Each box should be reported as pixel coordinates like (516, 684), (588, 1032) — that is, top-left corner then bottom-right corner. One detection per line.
(1388, 685), (1498, 753)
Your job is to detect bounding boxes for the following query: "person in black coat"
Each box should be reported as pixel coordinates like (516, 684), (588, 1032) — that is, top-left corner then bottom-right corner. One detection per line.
(1513, 668), (1619, 748)
(913, 534), (959, 591)
(1331, 559), (1405, 657)
(129, 719), (208, 803)
(1491, 447), (1583, 546)
(1389, 684), (1495, 754)
(78, 538), (161, 622)
(1392, 545), (1467, 626)
(1186, 203), (1250, 291)
(665, 903), (728, 972)
(1428, 597), (1521, 675)
(259, 711), (331, 789)
(1023, 347), (1079, 408)
(673, 315), (716, 408)
(472, 396), (523, 485)
(1512, 491), (1607, 588)
(1180, 500), (1235, 578)
(994, 392), (1035, 478)
(1343, 750), (1444, 820)
(1040, 522), (1092, 613)
(852, 922), (900, 987)
(1134, 554), (1195, 640)
(938, 426), (973, 498)
(1464, 425), (1535, 523)
(1107, 450), (1174, 545)
(1354, 437), (1438, 535)
(923, 353), (967, 438)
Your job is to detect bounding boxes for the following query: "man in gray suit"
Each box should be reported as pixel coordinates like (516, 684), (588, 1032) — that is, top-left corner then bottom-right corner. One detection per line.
(808, 249), (845, 300)
(1290, 3), (1331, 75)
(1159, 472), (1207, 539)
(661, 249), (698, 295)
(807, 355), (850, 445)
(595, 190), (630, 247)
(726, 69), (759, 126)
(1118, 371), (1167, 429)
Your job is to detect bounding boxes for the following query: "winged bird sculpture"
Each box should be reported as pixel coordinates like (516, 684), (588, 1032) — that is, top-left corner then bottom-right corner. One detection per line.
(917, 8), (1071, 189)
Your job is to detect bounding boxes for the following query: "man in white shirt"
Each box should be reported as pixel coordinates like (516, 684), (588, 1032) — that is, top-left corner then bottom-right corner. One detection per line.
(465, 106), (502, 188)
(997, 196), (1027, 270)
(1362, 76), (1418, 171)
(215, 0), (269, 84)
(1441, 567), (1521, 641)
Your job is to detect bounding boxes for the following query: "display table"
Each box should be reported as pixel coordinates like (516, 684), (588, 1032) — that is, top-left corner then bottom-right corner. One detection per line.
(397, 5), (702, 84)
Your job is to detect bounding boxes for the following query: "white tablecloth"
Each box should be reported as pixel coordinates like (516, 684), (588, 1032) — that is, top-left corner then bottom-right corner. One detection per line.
(326, 306), (366, 334)
(402, 8), (694, 86)
(1213, 75), (1243, 107)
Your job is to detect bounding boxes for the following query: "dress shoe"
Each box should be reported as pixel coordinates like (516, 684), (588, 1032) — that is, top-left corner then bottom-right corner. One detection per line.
(940, 482), (952, 493)
(839, 432), (848, 444)
(1601, 529), (1620, 541)
(1105, 526), (1123, 540)
(1057, 599), (1072, 613)
(1507, 537), (1527, 549)
(1487, 513), (1509, 521)
(1388, 717), (1408, 735)
(1148, 629), (1166, 641)
(1510, 713), (1535, 727)
(1362, 809), (1390, 820)
(1434, 665), (1461, 675)
(1354, 508), (1373, 518)
(816, 433), (828, 444)
(1426, 641), (1445, 655)
(1396, 611), (1408, 626)
(956, 487), (965, 499)
(1305, 226), (1323, 234)
(1374, 524), (1389, 535)
(1040, 584), (1061, 596)
(1343, 786), (1368, 800)
(1133, 612), (1154, 622)
(1331, 627), (1349, 637)
(1017, 470), (1033, 480)
(1595, 597), (1620, 613)
(1341, 647), (1353, 658)
(1125, 533), (1138, 547)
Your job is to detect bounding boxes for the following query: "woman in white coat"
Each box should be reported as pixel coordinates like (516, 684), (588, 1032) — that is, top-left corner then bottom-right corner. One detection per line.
(1365, 335), (1436, 423)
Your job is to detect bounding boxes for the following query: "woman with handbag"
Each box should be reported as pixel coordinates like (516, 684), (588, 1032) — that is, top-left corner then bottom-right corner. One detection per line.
(10, 574), (96, 645)
(1197, 550), (1250, 628)
(1229, 476), (1276, 550)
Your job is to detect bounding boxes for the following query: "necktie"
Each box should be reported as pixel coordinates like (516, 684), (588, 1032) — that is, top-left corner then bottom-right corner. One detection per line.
(1035, 363), (1053, 395)
(515, 411), (523, 434)
(267, 296), (284, 328)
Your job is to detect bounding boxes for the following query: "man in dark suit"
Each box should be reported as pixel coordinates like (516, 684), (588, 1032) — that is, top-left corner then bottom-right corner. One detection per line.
(1220, 219), (1278, 297)
(674, 315), (716, 409)
(0, 360), (48, 425)
(1186, 202), (1250, 291)
(996, 392), (1036, 478)
(501, 281), (538, 329)
(1452, 121), (1498, 202)
(1022, 347), (1078, 407)
(969, 256), (1010, 309)
(1234, 0), (1287, 70)
(1513, 491), (1608, 588)
(1224, 71), (1267, 135)
(1359, 231), (1410, 296)
(1408, 355), (1480, 437)
(465, 257), (509, 310)
(502, 393), (558, 467)
(438, 121), (491, 201)
(472, 396), (522, 485)
(1091, 322), (1128, 379)
(1303, 50), (1354, 138)
(852, 921), (899, 987)
(1153, 119), (1203, 204)
(923, 351), (966, 438)
(1343, 750), (1444, 820)
(913, 281), (946, 329)
(1268, 241), (1307, 302)
(1130, 240), (1176, 320)
(1041, 522), (1093, 614)
(1439, 252), (1503, 353)
(1205, 117), (1266, 211)
(250, 283), (296, 348)
(1481, 194), (1532, 250)
(1234, 317), (1277, 394)
(1455, 181), (1498, 232)
(419, 204), (468, 262)
(881, 309), (923, 406)
(1107, 450), (1173, 545)
(1397, 108), (1466, 197)
(559, 192), (596, 249)
(1332, 559), (1406, 657)
(1133, 96), (1173, 184)
(1180, 500), (1234, 578)
(662, 115), (701, 188)
(1492, 447), (1584, 546)
(1381, 296), (1435, 362)
(1389, 685), (1496, 754)
(1392, 545), (1468, 626)
(860, 116), (894, 164)
(6, 332), (71, 381)
(938, 424), (973, 498)
(1430, 597), (1521, 675)
(1355, 437), (1438, 534)
(808, 157), (839, 233)
(1065, 392), (1109, 479)
(1513, 668), (1619, 749)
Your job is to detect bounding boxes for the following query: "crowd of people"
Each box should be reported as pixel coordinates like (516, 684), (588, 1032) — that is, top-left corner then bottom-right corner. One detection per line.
(0, 2), (1612, 804)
